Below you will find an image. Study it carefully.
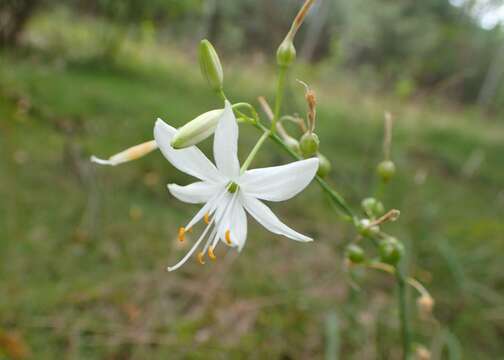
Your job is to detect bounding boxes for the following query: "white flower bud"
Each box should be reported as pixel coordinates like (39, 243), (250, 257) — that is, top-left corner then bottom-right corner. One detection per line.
(171, 109), (224, 149)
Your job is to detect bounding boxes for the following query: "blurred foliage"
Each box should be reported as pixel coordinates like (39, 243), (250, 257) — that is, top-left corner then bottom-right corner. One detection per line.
(4, 0), (504, 106)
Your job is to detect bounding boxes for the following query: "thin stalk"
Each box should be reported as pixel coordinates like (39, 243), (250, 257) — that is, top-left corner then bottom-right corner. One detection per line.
(396, 269), (411, 360)
(254, 121), (355, 220)
(240, 130), (271, 173)
(217, 88), (227, 102)
(272, 65), (288, 133)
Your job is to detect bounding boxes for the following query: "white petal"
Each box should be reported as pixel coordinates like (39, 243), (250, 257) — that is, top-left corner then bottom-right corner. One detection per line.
(217, 193), (247, 250)
(154, 119), (223, 183)
(238, 158), (319, 202)
(241, 194), (313, 242)
(168, 181), (221, 204)
(213, 100), (240, 179)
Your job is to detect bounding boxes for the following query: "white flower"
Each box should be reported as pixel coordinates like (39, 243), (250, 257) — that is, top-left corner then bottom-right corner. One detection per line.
(154, 100), (319, 271)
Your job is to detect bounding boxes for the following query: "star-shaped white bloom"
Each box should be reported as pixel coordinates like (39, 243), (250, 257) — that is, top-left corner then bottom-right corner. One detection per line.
(154, 101), (319, 271)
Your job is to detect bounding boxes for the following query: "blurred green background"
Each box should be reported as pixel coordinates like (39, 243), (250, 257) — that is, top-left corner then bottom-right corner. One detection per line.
(1, 0), (503, 359)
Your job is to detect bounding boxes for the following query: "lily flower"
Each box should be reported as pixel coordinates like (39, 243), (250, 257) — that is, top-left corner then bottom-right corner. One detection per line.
(154, 100), (319, 271)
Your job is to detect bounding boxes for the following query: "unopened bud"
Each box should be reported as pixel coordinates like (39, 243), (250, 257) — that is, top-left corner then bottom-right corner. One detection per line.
(317, 153), (331, 178)
(345, 244), (365, 264)
(199, 39), (223, 92)
(276, 39), (296, 67)
(417, 294), (434, 318)
(299, 132), (319, 157)
(361, 197), (385, 218)
(171, 108), (224, 149)
(357, 218), (380, 238)
(378, 237), (404, 265)
(377, 160), (396, 182)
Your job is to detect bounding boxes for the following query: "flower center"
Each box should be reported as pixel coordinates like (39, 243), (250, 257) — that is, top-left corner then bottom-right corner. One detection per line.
(228, 182), (239, 193)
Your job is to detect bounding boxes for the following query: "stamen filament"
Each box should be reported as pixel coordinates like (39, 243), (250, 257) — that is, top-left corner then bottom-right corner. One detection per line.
(167, 219), (214, 272)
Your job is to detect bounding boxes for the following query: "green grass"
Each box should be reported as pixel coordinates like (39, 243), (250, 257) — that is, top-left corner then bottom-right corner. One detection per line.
(1, 14), (504, 359)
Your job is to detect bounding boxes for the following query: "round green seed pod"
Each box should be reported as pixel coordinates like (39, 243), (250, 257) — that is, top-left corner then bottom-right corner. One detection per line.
(276, 39), (296, 67)
(299, 132), (319, 158)
(379, 237), (404, 265)
(317, 153), (331, 178)
(345, 244), (365, 264)
(361, 197), (385, 218)
(377, 160), (396, 182)
(357, 219), (380, 238)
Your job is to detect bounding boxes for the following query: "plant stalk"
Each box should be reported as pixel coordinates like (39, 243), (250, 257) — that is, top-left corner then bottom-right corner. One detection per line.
(253, 121), (355, 220)
(272, 65), (288, 134)
(396, 269), (411, 360)
(240, 130), (271, 173)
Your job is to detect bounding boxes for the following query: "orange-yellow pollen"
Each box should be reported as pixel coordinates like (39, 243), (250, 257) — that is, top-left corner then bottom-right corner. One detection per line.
(197, 252), (205, 265)
(204, 212), (210, 224)
(225, 230), (232, 245)
(208, 247), (216, 260)
(178, 227), (186, 242)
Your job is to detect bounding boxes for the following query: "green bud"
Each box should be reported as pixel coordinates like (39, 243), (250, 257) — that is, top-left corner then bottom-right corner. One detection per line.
(378, 237), (404, 265)
(317, 153), (331, 178)
(276, 39), (296, 67)
(299, 132), (319, 158)
(377, 160), (396, 182)
(284, 136), (301, 154)
(345, 244), (365, 264)
(357, 219), (380, 238)
(171, 109), (224, 149)
(361, 197), (385, 218)
(199, 39), (223, 92)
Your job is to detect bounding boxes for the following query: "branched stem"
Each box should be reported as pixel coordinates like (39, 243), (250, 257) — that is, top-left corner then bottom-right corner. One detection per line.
(253, 120), (355, 220)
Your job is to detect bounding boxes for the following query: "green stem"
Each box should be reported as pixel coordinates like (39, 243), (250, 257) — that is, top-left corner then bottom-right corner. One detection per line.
(253, 121), (356, 220)
(240, 130), (271, 173)
(272, 65), (288, 134)
(217, 88), (227, 101)
(396, 269), (411, 360)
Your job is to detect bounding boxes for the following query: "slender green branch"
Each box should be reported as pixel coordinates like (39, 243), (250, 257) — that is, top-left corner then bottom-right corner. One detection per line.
(217, 88), (227, 101)
(240, 130), (271, 173)
(396, 269), (411, 360)
(272, 65), (288, 133)
(253, 121), (356, 220)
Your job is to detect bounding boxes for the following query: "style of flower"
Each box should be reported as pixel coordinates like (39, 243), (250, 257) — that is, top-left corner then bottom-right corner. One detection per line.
(154, 100), (319, 271)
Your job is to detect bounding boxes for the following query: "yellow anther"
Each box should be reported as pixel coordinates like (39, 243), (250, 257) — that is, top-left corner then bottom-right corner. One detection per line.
(208, 247), (216, 260)
(225, 230), (232, 245)
(204, 212), (210, 224)
(178, 227), (186, 242)
(197, 252), (205, 265)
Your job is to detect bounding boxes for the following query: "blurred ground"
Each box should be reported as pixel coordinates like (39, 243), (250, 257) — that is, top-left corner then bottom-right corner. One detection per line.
(1, 9), (504, 360)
